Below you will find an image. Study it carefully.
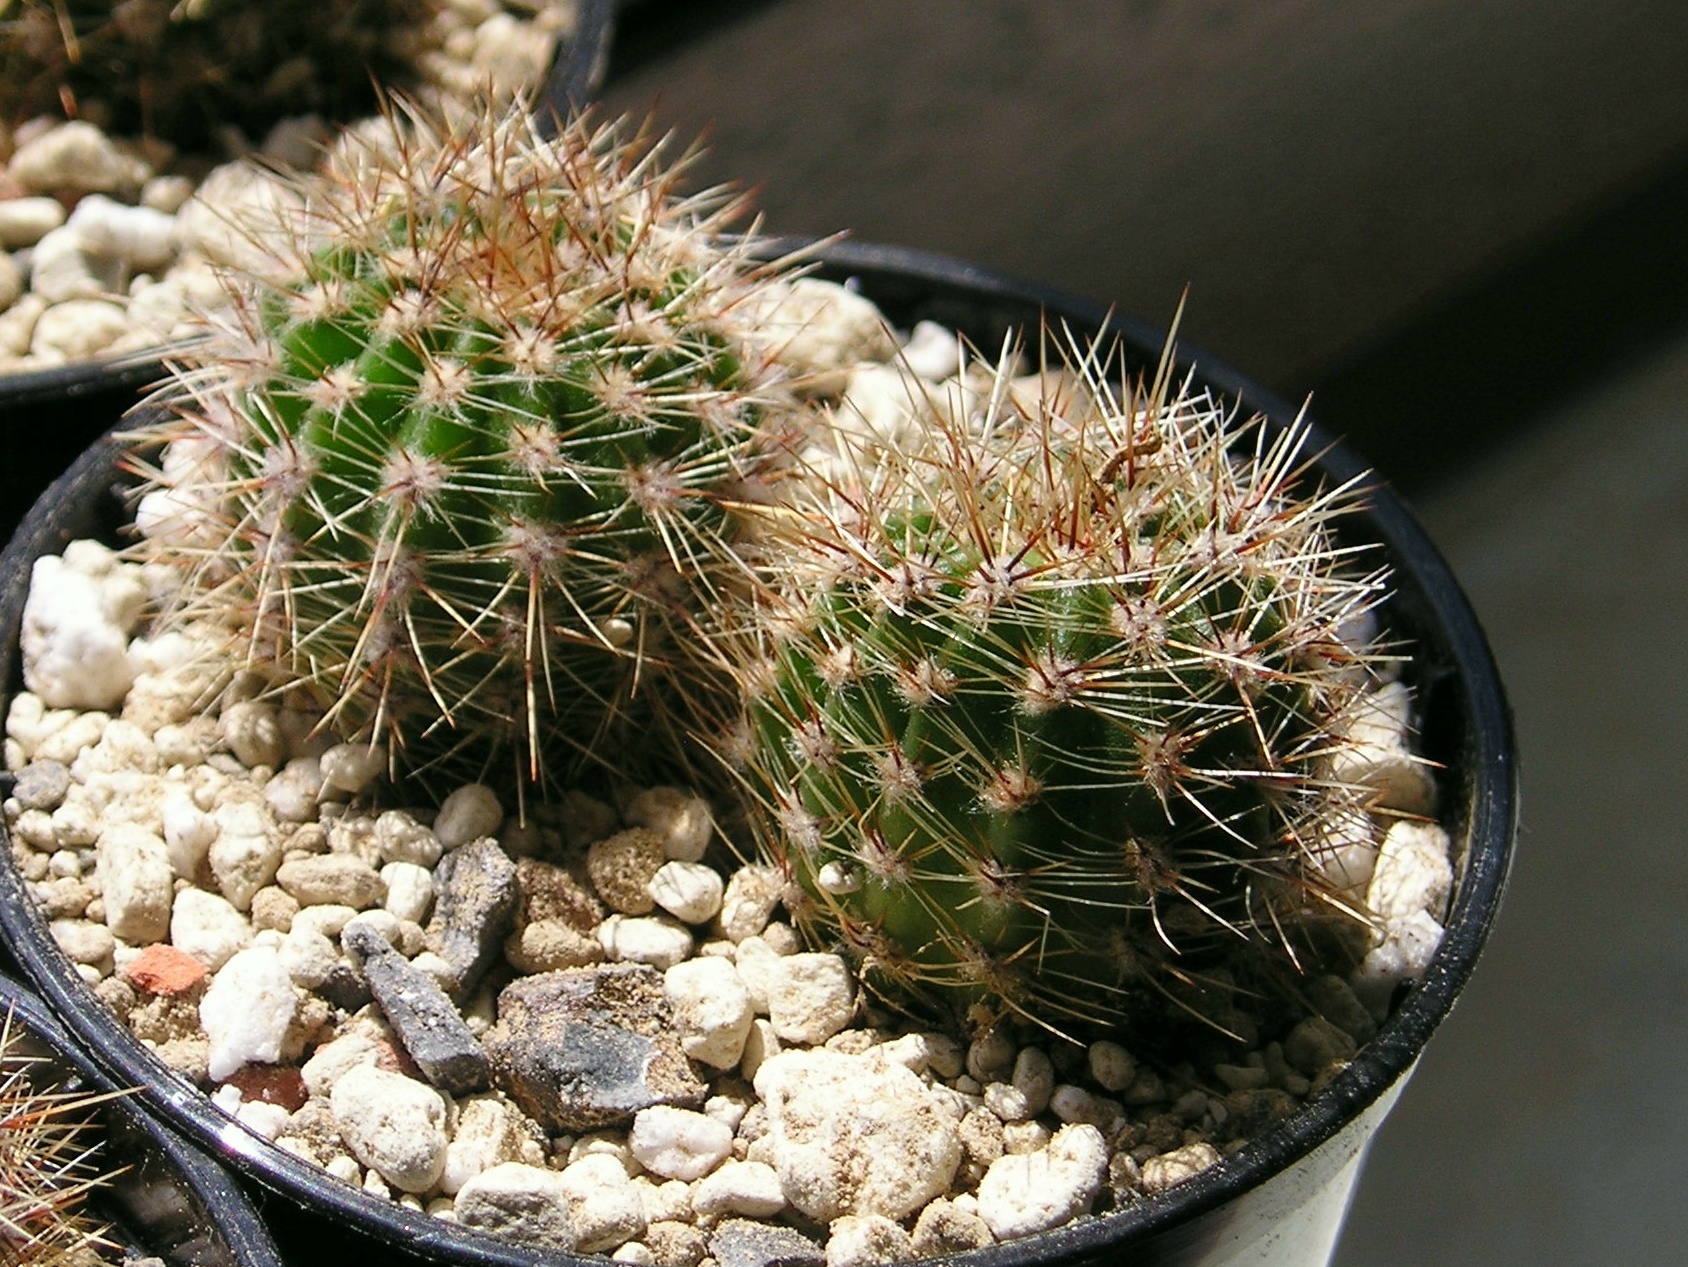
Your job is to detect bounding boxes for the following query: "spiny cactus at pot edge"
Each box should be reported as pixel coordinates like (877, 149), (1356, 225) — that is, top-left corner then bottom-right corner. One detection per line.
(0, 0), (435, 147)
(725, 338), (1390, 1038)
(130, 102), (811, 796)
(0, 1009), (124, 1267)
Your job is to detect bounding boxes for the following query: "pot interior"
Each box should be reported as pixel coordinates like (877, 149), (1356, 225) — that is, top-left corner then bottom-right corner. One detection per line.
(0, 240), (1515, 1267)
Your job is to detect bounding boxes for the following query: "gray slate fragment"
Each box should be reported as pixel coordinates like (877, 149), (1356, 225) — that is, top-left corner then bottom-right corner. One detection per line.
(316, 961), (373, 1012)
(709, 1219), (825, 1267)
(484, 964), (707, 1133)
(425, 836), (519, 998)
(13, 760), (71, 811)
(343, 920), (490, 1095)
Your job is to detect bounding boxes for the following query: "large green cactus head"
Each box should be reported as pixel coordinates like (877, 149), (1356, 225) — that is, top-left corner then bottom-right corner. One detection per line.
(727, 339), (1388, 1037)
(132, 102), (809, 795)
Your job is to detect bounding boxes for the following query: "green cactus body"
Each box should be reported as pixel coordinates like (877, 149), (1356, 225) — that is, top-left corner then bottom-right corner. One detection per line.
(735, 357), (1385, 1035)
(136, 107), (804, 791)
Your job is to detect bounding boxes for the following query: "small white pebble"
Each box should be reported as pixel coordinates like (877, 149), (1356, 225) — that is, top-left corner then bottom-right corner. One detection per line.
(1366, 821), (1454, 926)
(628, 1106), (733, 1181)
(690, 1159), (786, 1218)
(170, 887), (253, 971)
(646, 860), (724, 925)
(330, 1064), (448, 1195)
(221, 700), (283, 770)
(235, 1099), (292, 1140)
(373, 809), (442, 867)
(66, 194), (176, 272)
(716, 865), (784, 942)
(199, 945), (298, 1081)
(975, 1123), (1108, 1240)
(264, 757), (324, 823)
(599, 915), (694, 970)
(320, 743), (387, 796)
(380, 861), (434, 924)
(764, 952), (855, 1045)
(966, 1028), (1016, 1084)
(624, 786), (713, 862)
(1086, 1040), (1136, 1093)
(664, 956), (753, 1070)
(434, 783), (502, 849)
(900, 320), (966, 380)
(0, 196), (66, 249)
(1140, 1141), (1223, 1195)
(1011, 1048), (1055, 1117)
(1048, 1084), (1124, 1133)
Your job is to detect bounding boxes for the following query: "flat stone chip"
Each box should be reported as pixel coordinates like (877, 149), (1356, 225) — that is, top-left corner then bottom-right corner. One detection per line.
(484, 963), (707, 1132)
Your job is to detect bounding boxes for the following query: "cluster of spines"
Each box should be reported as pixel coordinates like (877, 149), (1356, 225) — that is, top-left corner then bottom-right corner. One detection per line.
(722, 335), (1389, 1036)
(132, 103), (808, 796)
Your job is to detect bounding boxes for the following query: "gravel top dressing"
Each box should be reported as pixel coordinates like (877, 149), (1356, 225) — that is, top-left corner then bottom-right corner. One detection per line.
(4, 282), (1454, 1266)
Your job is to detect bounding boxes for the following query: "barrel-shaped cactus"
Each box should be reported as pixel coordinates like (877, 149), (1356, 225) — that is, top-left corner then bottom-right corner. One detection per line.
(132, 103), (808, 793)
(727, 345), (1388, 1036)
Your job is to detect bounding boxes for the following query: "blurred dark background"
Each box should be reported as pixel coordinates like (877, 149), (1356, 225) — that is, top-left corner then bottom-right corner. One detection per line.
(595, 4), (1688, 1264)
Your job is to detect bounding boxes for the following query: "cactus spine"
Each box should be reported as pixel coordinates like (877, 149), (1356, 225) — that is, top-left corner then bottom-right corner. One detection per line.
(727, 339), (1388, 1036)
(132, 103), (808, 794)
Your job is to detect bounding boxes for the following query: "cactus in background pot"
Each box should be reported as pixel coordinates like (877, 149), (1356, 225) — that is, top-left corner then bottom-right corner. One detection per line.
(724, 338), (1392, 1037)
(0, 1008), (122, 1267)
(0, 0), (436, 147)
(128, 101), (811, 797)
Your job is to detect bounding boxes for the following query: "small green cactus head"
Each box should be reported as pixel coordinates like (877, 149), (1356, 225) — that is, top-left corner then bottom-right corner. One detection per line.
(132, 102), (808, 796)
(727, 337), (1388, 1038)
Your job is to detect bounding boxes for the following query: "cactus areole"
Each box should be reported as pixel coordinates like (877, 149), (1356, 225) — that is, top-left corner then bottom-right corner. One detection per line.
(133, 105), (805, 795)
(735, 351), (1392, 1037)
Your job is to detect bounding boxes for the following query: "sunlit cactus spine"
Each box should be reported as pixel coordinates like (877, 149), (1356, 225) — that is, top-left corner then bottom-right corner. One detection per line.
(726, 338), (1390, 1037)
(131, 102), (809, 795)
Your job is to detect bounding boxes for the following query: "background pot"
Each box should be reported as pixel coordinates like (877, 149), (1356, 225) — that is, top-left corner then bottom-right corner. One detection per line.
(0, 0), (621, 539)
(0, 971), (285, 1267)
(0, 241), (1515, 1267)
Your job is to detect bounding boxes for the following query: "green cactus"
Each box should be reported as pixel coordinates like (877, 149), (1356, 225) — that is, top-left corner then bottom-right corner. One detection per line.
(0, 0), (437, 147)
(727, 342), (1388, 1037)
(131, 103), (808, 795)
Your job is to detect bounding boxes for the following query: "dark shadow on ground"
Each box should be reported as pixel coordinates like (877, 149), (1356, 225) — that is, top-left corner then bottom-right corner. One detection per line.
(1290, 140), (1688, 497)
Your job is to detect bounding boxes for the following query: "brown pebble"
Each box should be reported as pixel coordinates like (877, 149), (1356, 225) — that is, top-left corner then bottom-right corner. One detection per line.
(516, 856), (604, 929)
(225, 1065), (309, 1112)
(373, 1037), (426, 1083)
(585, 828), (666, 915)
(124, 943), (209, 995)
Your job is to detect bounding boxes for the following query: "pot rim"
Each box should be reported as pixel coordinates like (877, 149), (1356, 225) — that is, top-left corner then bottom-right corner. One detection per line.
(0, 238), (1516, 1266)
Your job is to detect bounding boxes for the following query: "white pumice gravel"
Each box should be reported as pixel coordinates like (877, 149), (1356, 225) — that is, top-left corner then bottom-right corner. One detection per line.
(0, 296), (1460, 1265)
(0, 1), (584, 376)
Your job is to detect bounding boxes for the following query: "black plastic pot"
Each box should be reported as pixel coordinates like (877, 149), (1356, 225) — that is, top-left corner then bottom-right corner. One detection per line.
(0, 972), (285, 1267)
(0, 241), (1515, 1267)
(0, 0), (621, 539)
